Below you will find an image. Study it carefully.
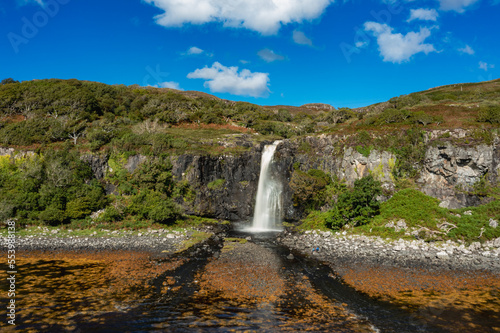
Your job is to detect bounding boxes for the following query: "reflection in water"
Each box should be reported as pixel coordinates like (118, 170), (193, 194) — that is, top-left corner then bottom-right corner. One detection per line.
(1, 236), (499, 332)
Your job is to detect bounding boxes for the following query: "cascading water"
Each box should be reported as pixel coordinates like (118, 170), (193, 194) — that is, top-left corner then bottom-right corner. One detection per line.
(250, 141), (282, 231)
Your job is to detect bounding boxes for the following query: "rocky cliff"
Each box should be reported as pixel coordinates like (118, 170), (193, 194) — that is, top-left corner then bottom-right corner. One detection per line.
(3, 130), (497, 221)
(127, 130), (498, 220)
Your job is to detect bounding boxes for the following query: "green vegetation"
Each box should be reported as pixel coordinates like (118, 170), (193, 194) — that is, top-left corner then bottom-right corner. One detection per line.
(298, 175), (381, 231)
(207, 178), (226, 190)
(328, 175), (382, 228)
(176, 230), (212, 253)
(0, 149), (107, 225)
(298, 187), (500, 243)
(1, 78), (498, 156)
(0, 78), (323, 154)
(290, 167), (331, 211)
(1, 78), (499, 239)
(0, 148), (183, 227)
(372, 189), (447, 229)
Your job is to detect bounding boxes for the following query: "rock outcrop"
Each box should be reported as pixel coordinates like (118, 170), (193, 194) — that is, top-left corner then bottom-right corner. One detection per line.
(2, 130), (497, 221)
(418, 142), (497, 208)
(170, 151), (263, 221)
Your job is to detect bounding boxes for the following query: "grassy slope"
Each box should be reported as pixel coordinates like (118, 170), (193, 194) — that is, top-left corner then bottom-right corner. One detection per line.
(1, 78), (499, 236)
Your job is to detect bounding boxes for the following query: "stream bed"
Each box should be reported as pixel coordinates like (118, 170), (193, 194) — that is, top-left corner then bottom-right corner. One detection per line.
(1, 224), (497, 332)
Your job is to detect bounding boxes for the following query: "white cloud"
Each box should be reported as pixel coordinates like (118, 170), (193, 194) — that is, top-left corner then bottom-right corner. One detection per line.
(438, 0), (480, 12)
(458, 44), (475, 54)
(157, 81), (183, 90)
(407, 8), (439, 22)
(258, 49), (285, 62)
(187, 46), (204, 55)
(355, 41), (367, 48)
(293, 30), (313, 46)
(187, 62), (270, 97)
(479, 61), (495, 71)
(364, 22), (436, 63)
(143, 0), (333, 35)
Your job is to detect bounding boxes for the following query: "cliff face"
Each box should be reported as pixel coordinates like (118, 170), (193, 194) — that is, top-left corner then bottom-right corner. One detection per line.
(273, 133), (498, 212)
(418, 142), (499, 208)
(4, 130), (496, 222)
(169, 151), (262, 220)
(166, 130), (498, 221)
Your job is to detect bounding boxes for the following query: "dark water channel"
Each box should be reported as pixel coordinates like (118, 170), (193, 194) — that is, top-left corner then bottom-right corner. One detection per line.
(2, 223), (456, 332)
(64, 223), (446, 333)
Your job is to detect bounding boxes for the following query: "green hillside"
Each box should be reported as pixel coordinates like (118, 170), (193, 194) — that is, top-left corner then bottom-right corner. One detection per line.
(0, 78), (499, 155)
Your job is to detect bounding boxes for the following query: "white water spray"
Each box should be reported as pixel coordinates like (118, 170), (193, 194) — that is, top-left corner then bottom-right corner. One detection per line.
(250, 141), (282, 231)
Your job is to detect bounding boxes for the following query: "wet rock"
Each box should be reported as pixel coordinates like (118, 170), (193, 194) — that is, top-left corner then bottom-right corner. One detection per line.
(278, 229), (500, 273)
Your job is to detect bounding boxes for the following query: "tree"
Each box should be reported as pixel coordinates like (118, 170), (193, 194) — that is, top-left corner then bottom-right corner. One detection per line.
(67, 121), (87, 145)
(327, 175), (382, 229)
(1, 78), (18, 85)
(132, 158), (175, 195)
(321, 108), (354, 125)
(290, 168), (331, 211)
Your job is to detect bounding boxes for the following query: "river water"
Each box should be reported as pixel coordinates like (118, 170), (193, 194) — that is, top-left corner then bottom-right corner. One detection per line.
(1, 223), (458, 332)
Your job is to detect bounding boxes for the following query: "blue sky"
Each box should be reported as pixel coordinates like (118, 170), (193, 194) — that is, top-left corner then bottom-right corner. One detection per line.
(1, 0), (499, 108)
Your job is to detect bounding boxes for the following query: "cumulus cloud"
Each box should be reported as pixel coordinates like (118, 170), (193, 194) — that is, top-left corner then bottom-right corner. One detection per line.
(479, 61), (495, 71)
(293, 30), (313, 46)
(158, 81), (183, 90)
(187, 62), (270, 97)
(143, 0), (333, 35)
(183, 46), (213, 57)
(438, 0), (480, 12)
(258, 49), (285, 62)
(187, 46), (204, 55)
(407, 8), (439, 22)
(364, 22), (436, 63)
(458, 45), (475, 55)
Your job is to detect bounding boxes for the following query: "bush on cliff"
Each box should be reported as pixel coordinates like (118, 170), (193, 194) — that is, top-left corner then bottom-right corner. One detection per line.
(290, 168), (331, 211)
(0, 150), (108, 224)
(477, 102), (500, 124)
(326, 175), (382, 229)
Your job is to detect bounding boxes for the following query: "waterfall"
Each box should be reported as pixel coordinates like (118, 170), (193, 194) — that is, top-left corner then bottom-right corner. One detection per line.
(250, 141), (282, 231)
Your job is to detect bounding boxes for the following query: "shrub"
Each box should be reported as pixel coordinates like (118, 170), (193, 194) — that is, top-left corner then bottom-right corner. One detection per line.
(127, 190), (180, 224)
(411, 111), (434, 126)
(299, 210), (334, 231)
(373, 188), (443, 227)
(38, 205), (66, 225)
(99, 206), (123, 222)
(0, 118), (52, 146)
(131, 158), (175, 195)
(380, 108), (411, 124)
(326, 175), (382, 229)
(65, 197), (92, 220)
(252, 120), (295, 138)
(389, 129), (426, 179)
(477, 103), (500, 124)
(276, 108), (293, 122)
(290, 169), (331, 211)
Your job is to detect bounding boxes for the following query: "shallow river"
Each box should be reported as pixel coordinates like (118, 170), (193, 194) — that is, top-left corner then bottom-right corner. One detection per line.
(2, 224), (496, 332)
